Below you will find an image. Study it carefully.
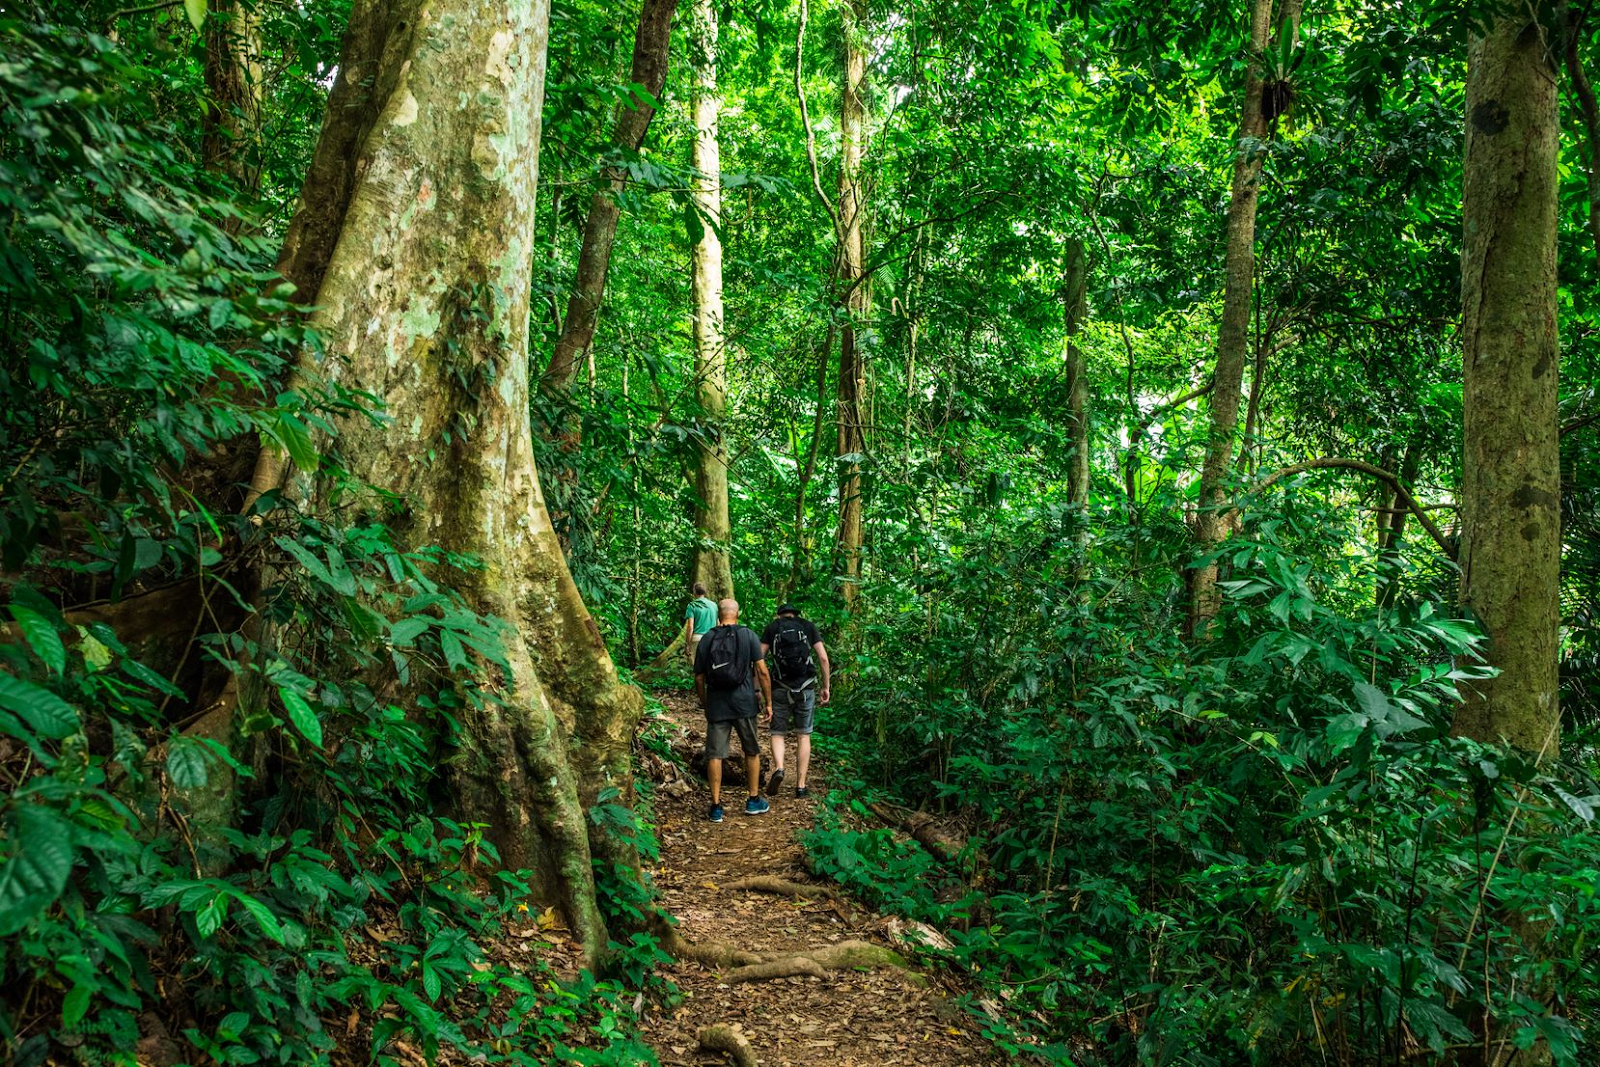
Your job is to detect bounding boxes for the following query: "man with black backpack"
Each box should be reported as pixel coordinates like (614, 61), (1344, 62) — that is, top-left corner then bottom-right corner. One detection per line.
(760, 603), (830, 799)
(693, 598), (772, 822)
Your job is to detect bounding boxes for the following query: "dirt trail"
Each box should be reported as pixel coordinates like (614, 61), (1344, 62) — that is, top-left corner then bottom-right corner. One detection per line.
(639, 690), (1000, 1067)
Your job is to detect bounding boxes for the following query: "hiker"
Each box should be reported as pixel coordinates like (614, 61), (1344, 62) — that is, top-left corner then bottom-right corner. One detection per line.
(760, 603), (830, 799)
(694, 598), (772, 822)
(680, 582), (718, 668)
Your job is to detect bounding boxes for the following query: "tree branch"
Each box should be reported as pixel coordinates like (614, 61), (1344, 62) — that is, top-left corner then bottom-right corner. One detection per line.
(1253, 457), (1455, 559)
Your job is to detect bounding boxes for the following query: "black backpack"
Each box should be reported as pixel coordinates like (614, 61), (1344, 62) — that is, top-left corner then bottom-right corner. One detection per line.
(704, 626), (747, 690)
(770, 621), (814, 685)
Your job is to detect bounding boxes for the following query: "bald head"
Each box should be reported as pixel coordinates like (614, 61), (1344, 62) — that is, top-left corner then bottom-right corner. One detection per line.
(717, 598), (740, 622)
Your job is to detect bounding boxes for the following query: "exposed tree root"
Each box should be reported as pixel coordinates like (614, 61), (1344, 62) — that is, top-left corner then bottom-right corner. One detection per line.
(647, 913), (764, 968)
(696, 1023), (757, 1067)
(725, 938), (910, 984)
(868, 801), (969, 865)
(722, 875), (836, 899)
(726, 955), (826, 983)
(789, 939), (908, 971)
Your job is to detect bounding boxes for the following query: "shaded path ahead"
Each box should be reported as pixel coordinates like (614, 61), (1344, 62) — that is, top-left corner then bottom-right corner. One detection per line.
(639, 690), (1001, 1067)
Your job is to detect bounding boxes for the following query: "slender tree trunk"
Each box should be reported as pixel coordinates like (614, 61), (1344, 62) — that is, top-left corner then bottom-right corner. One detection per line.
(687, 0), (734, 599)
(1063, 238), (1091, 554)
(281, 0), (640, 965)
(834, 0), (869, 609)
(1187, 0), (1302, 639)
(540, 0), (679, 401)
(1452, 7), (1561, 762)
(201, 0), (262, 193)
(1376, 439), (1423, 610)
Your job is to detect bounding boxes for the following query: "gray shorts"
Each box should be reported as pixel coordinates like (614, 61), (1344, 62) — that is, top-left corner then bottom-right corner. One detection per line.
(770, 686), (816, 735)
(706, 716), (759, 759)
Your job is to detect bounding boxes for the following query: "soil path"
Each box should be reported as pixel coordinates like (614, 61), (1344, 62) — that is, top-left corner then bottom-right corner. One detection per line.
(639, 690), (1000, 1067)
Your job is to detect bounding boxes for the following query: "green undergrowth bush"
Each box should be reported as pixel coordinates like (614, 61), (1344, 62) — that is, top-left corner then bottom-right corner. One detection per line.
(807, 493), (1600, 1066)
(0, 20), (668, 1066)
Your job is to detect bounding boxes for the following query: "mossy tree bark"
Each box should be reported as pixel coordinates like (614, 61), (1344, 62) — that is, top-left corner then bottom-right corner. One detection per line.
(281, 0), (642, 965)
(1187, 0), (1302, 640)
(539, 0), (679, 402)
(834, 0), (869, 610)
(687, 0), (734, 600)
(1451, 8), (1561, 761)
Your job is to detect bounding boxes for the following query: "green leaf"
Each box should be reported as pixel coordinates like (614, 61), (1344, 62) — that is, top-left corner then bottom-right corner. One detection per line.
(195, 892), (227, 938)
(422, 962), (442, 1002)
(233, 891), (287, 945)
(389, 617), (431, 647)
(62, 982), (92, 1028)
(440, 630), (467, 673)
(0, 805), (74, 936)
(184, 0), (207, 31)
(275, 412), (317, 472)
(279, 687), (323, 747)
(0, 672), (78, 739)
(166, 735), (209, 789)
(9, 606), (65, 677)
(77, 629), (113, 671)
(274, 536), (336, 589)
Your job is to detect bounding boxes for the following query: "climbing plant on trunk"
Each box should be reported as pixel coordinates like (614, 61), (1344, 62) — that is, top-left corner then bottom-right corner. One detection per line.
(835, 0), (869, 610)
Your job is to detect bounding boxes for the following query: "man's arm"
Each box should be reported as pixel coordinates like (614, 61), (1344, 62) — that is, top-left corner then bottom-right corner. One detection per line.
(754, 659), (773, 723)
(695, 671), (707, 707)
(814, 642), (832, 704)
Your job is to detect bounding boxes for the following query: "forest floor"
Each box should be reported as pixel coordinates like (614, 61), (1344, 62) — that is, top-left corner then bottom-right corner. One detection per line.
(638, 689), (1002, 1067)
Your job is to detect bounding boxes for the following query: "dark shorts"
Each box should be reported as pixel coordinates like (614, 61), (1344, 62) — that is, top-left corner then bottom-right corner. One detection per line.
(706, 716), (760, 759)
(770, 686), (816, 735)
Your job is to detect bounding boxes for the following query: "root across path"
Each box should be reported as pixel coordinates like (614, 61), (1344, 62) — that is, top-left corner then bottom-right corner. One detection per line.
(639, 691), (1000, 1067)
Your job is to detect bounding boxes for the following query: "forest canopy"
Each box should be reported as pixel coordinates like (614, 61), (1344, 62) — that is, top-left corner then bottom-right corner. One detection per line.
(0, 0), (1597, 1064)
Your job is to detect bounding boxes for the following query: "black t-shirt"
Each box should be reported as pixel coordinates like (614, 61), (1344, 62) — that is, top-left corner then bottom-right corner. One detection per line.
(760, 615), (822, 687)
(694, 624), (764, 722)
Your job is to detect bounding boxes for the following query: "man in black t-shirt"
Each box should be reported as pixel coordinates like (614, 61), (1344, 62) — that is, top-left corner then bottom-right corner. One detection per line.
(759, 603), (830, 799)
(694, 599), (772, 821)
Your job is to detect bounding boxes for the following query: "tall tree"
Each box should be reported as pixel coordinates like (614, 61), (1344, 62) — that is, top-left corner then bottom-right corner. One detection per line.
(834, 0), (869, 609)
(540, 0), (679, 401)
(1451, 4), (1562, 759)
(276, 0), (640, 964)
(201, 0), (261, 191)
(1063, 236), (1091, 558)
(1187, 0), (1303, 638)
(686, 0), (734, 598)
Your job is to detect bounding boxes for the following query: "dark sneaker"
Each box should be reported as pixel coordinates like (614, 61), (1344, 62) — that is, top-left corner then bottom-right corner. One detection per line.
(708, 804), (724, 823)
(744, 797), (771, 816)
(766, 768), (784, 795)
(795, 786), (810, 799)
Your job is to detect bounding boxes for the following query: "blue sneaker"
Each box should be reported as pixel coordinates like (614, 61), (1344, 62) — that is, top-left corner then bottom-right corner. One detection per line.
(744, 796), (771, 816)
(708, 804), (724, 823)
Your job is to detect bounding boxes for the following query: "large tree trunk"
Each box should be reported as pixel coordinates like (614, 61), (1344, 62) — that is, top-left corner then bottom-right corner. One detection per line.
(1063, 237), (1090, 562)
(834, 0), (869, 609)
(539, 0), (679, 401)
(1452, 8), (1561, 761)
(687, 0), (734, 599)
(1187, 0), (1302, 639)
(282, 0), (641, 965)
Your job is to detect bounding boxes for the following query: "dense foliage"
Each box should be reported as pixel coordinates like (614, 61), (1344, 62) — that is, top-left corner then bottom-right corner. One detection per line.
(2, 0), (1597, 1064)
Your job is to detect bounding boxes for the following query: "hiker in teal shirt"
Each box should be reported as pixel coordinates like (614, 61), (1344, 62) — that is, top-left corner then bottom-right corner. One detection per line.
(681, 583), (718, 667)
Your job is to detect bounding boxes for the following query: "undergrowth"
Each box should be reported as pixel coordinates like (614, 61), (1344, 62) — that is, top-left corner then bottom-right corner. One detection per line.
(804, 497), (1600, 1066)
